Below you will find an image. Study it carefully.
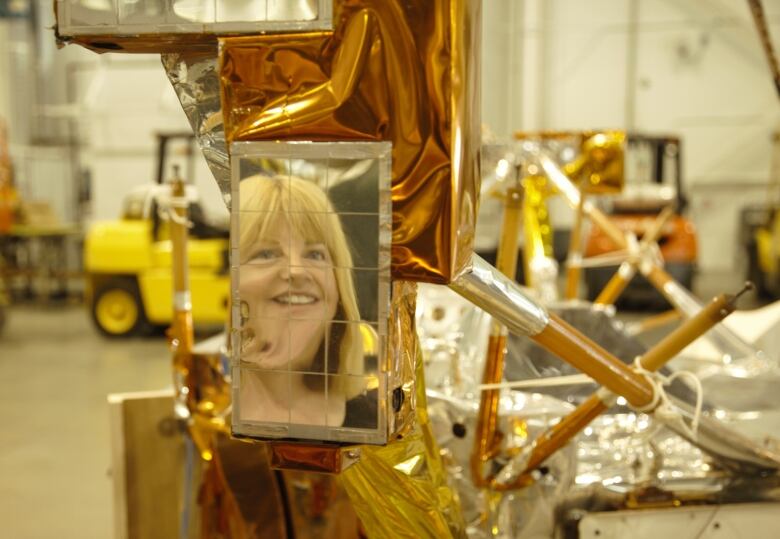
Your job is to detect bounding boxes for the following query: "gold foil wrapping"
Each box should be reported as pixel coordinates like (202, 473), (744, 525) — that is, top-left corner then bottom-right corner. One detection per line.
(184, 351), (231, 461)
(386, 281), (418, 439)
(200, 434), (361, 539)
(218, 0), (482, 284)
(516, 130), (626, 195)
(57, 1), (476, 535)
(341, 354), (467, 539)
(268, 442), (349, 474)
(281, 470), (361, 539)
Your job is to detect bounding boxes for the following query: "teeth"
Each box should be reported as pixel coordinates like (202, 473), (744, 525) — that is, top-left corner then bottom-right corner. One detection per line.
(276, 294), (317, 305)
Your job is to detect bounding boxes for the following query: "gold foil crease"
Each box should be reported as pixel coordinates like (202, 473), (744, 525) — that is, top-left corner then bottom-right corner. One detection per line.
(269, 442), (346, 474)
(341, 352), (467, 539)
(387, 280), (418, 439)
(184, 351), (231, 460)
(218, 0), (481, 283)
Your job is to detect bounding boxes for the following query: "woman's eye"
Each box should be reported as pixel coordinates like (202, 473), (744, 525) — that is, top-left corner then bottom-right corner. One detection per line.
(249, 247), (281, 262)
(305, 247), (329, 262)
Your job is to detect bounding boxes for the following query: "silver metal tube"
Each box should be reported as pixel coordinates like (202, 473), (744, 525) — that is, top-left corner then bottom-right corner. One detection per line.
(449, 254), (550, 336)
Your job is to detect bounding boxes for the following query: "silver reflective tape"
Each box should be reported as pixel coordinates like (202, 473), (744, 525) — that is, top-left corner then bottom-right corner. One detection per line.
(174, 291), (192, 311)
(449, 254), (549, 336)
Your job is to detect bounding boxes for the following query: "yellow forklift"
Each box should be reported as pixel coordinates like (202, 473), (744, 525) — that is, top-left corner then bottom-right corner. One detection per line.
(84, 133), (229, 336)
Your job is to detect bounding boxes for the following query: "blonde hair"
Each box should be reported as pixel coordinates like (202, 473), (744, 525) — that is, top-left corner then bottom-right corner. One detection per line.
(239, 174), (365, 399)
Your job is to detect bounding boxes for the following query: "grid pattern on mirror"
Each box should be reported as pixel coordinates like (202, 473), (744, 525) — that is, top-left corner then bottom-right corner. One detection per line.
(231, 141), (391, 444)
(58, 0), (332, 36)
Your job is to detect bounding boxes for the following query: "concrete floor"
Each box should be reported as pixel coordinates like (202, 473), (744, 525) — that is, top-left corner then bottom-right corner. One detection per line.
(0, 305), (171, 539)
(0, 270), (771, 538)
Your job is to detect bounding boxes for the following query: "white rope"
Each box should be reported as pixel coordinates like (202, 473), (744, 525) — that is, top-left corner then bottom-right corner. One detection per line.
(167, 208), (193, 227)
(157, 200), (193, 228)
(631, 357), (704, 440)
(479, 374), (593, 391)
(576, 251), (632, 268)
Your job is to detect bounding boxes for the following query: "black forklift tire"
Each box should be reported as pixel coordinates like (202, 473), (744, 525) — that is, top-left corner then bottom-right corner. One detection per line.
(91, 277), (151, 338)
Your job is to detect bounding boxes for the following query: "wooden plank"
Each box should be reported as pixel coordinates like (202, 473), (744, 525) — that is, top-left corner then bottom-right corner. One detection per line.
(109, 390), (197, 539)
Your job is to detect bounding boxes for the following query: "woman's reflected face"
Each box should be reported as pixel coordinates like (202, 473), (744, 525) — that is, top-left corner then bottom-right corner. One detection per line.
(239, 216), (338, 370)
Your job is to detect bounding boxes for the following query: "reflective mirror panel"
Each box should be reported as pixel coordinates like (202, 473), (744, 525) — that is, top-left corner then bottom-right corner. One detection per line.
(58, 0), (331, 36)
(230, 141), (391, 444)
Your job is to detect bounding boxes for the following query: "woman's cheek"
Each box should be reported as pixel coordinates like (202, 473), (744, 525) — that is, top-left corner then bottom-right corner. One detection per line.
(288, 318), (328, 370)
(238, 268), (273, 317)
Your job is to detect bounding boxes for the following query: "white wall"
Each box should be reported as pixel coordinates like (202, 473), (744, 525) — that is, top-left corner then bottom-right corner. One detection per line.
(481, 0), (780, 271)
(69, 55), (227, 224)
(43, 52), (228, 225)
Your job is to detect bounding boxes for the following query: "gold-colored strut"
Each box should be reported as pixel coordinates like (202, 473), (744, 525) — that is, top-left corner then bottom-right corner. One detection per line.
(169, 172), (194, 377)
(492, 290), (741, 490)
(471, 185), (523, 487)
(594, 205), (677, 307)
(168, 172), (230, 461)
(471, 180), (663, 486)
(531, 314), (654, 407)
(472, 175), (659, 488)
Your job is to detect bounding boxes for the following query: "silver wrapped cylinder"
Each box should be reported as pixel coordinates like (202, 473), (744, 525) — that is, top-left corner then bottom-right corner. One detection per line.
(449, 254), (550, 337)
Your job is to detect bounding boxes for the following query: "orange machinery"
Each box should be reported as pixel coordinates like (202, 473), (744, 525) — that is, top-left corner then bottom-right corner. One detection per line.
(584, 135), (698, 309)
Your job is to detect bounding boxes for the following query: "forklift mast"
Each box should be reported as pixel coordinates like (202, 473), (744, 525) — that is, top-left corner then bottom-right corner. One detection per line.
(618, 134), (686, 214)
(155, 132), (197, 185)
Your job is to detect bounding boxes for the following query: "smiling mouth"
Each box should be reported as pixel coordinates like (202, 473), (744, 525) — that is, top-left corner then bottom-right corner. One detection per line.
(273, 293), (319, 306)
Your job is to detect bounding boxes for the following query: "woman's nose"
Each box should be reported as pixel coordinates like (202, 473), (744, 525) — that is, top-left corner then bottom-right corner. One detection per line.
(279, 263), (307, 281)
